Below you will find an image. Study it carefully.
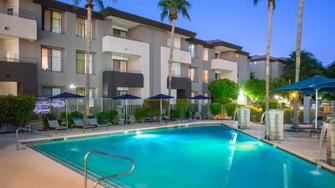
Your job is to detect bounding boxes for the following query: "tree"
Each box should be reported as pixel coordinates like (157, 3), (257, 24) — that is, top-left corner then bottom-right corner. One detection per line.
(73, 0), (116, 118)
(253, 0), (275, 111)
(325, 61), (335, 78)
(293, 0), (305, 127)
(208, 79), (239, 101)
(282, 51), (325, 80)
(158, 0), (191, 117)
(243, 78), (265, 102)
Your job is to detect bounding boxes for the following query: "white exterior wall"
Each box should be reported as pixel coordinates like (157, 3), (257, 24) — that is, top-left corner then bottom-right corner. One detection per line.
(211, 59), (238, 82)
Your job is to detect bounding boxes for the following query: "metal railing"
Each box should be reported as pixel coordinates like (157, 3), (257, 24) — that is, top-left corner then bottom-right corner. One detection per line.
(84, 150), (135, 188)
(16, 127), (51, 151)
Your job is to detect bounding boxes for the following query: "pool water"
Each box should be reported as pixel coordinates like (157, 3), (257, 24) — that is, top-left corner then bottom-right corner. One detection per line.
(31, 125), (335, 188)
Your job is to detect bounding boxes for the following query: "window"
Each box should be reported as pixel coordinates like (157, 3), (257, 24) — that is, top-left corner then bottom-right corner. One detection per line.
(203, 48), (209, 61)
(41, 47), (62, 72)
(76, 87), (95, 107)
(117, 87), (128, 96)
(202, 70), (209, 83)
(76, 51), (94, 74)
(215, 52), (220, 59)
(113, 29), (127, 38)
(7, 8), (14, 16)
(172, 63), (181, 76)
(41, 87), (61, 97)
(43, 9), (62, 33)
(76, 17), (86, 37)
(167, 36), (181, 49)
(188, 43), (195, 58)
(215, 72), (221, 80)
(188, 67), (196, 82)
(113, 59), (128, 72)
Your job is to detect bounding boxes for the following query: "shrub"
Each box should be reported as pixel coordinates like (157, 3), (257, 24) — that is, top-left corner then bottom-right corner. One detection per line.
(134, 107), (149, 123)
(177, 99), (188, 118)
(144, 99), (169, 118)
(0, 95), (36, 126)
(170, 109), (180, 120)
(250, 106), (263, 122)
(60, 111), (83, 128)
(259, 100), (280, 110)
(213, 97), (231, 105)
(283, 108), (293, 124)
(243, 78), (265, 101)
(224, 103), (236, 118)
(210, 103), (221, 115)
(109, 110), (119, 124)
(97, 111), (110, 124)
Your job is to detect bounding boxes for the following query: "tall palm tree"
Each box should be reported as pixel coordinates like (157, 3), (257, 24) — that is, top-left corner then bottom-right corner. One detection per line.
(158, 0), (191, 117)
(292, 0), (305, 127)
(253, 0), (275, 140)
(73, 0), (116, 118)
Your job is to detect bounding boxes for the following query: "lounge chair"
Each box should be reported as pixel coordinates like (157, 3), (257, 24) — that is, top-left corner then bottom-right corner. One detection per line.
(48, 120), (67, 130)
(73, 119), (95, 129)
(87, 116), (109, 130)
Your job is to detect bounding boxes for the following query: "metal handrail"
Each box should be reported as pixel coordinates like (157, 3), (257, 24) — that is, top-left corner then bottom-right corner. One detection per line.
(84, 150), (135, 188)
(16, 127), (51, 151)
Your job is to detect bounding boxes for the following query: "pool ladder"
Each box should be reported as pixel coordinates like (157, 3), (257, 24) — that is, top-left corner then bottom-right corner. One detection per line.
(84, 150), (135, 188)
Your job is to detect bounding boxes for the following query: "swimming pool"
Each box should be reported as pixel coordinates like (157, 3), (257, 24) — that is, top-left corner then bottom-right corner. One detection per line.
(31, 125), (335, 188)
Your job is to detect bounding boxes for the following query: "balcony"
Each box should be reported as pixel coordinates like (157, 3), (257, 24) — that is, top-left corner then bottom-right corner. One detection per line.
(161, 46), (191, 64)
(211, 58), (237, 72)
(103, 70), (144, 97)
(0, 12), (37, 40)
(102, 35), (149, 57)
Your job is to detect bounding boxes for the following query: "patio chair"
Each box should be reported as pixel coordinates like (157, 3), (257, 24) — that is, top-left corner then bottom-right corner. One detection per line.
(48, 120), (67, 130)
(87, 116), (109, 130)
(73, 119), (95, 129)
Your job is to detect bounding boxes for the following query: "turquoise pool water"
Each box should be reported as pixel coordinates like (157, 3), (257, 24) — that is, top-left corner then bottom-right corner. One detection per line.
(31, 125), (335, 188)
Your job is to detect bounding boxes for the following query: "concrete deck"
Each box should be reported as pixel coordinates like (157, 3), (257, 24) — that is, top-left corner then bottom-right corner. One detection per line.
(0, 120), (333, 188)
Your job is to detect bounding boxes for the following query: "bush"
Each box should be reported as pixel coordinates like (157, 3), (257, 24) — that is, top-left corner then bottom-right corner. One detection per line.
(250, 106), (263, 122)
(177, 99), (188, 118)
(210, 103), (221, 115)
(134, 107), (149, 123)
(109, 110), (119, 124)
(60, 111), (83, 128)
(259, 100), (280, 110)
(0, 95), (36, 126)
(213, 97), (231, 105)
(224, 103), (236, 118)
(208, 79), (239, 100)
(170, 109), (180, 120)
(97, 111), (110, 124)
(283, 108), (293, 124)
(144, 99), (169, 118)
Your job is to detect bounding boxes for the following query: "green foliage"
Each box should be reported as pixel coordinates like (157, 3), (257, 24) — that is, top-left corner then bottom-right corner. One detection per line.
(170, 109), (180, 120)
(283, 108), (293, 124)
(259, 100), (280, 110)
(60, 111), (83, 128)
(250, 106), (263, 122)
(212, 97), (231, 105)
(134, 107), (149, 123)
(0, 95), (36, 126)
(208, 79), (239, 100)
(109, 110), (119, 124)
(243, 78), (265, 101)
(224, 103), (236, 117)
(177, 99), (188, 118)
(282, 51), (325, 80)
(158, 0), (192, 22)
(324, 61), (335, 78)
(144, 99), (169, 118)
(210, 103), (221, 115)
(97, 111), (110, 124)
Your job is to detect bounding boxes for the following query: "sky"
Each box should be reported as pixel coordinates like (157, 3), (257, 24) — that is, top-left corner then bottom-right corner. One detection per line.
(62, 0), (335, 65)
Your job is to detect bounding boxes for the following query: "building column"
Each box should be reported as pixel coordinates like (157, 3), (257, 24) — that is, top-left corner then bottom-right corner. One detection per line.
(303, 96), (311, 124)
(327, 120), (335, 166)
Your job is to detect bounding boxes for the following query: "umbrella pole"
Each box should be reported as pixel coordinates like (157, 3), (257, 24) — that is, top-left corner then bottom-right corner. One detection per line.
(125, 100), (128, 125)
(66, 99), (68, 134)
(160, 99), (162, 124)
(315, 89), (319, 129)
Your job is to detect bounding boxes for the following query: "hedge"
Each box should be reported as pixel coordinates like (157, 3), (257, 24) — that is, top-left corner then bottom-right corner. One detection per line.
(0, 95), (36, 126)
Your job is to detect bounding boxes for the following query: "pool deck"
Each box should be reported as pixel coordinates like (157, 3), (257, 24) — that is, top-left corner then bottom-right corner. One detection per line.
(0, 120), (334, 188)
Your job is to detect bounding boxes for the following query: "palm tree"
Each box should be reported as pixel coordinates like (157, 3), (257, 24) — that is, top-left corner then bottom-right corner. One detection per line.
(292, 0), (305, 127)
(253, 0), (275, 140)
(158, 0), (191, 117)
(73, 0), (116, 118)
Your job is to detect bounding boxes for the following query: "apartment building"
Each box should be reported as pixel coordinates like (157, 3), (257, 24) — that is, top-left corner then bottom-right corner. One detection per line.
(249, 55), (287, 80)
(0, 0), (250, 102)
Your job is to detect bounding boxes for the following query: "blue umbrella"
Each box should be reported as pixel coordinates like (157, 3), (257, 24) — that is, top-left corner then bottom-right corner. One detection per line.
(149, 94), (173, 123)
(49, 92), (84, 132)
(113, 94), (141, 125)
(273, 75), (335, 128)
(190, 95), (211, 100)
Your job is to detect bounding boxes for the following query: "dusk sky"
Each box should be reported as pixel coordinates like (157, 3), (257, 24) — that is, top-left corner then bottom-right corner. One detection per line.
(62, 0), (335, 65)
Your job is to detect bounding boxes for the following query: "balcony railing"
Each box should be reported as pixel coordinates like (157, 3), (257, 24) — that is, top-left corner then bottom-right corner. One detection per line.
(0, 54), (38, 64)
(0, 9), (36, 20)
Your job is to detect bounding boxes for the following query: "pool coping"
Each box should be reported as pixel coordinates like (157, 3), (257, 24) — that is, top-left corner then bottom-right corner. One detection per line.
(21, 120), (335, 181)
(223, 122), (335, 175)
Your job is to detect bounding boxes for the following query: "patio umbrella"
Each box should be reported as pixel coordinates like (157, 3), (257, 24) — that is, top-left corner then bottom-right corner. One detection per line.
(190, 95), (211, 118)
(49, 92), (84, 132)
(113, 94), (141, 125)
(273, 75), (335, 129)
(148, 94), (173, 123)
